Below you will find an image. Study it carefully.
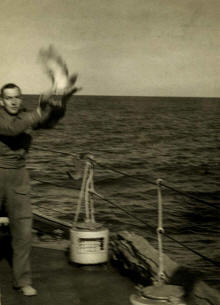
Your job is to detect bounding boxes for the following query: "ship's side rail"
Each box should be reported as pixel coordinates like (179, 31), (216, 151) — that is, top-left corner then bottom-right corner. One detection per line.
(29, 146), (220, 269)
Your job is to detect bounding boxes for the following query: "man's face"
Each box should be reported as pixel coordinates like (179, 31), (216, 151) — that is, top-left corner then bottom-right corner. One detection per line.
(2, 87), (22, 115)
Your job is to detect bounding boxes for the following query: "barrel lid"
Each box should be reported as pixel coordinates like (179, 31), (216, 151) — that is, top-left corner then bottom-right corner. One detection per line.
(72, 222), (104, 231)
(142, 285), (184, 300)
(130, 294), (163, 305)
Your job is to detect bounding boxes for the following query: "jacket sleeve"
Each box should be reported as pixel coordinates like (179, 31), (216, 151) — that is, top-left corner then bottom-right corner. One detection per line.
(0, 109), (41, 136)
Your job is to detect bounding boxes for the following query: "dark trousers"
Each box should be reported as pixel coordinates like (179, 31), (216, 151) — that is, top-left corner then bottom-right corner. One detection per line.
(0, 167), (32, 287)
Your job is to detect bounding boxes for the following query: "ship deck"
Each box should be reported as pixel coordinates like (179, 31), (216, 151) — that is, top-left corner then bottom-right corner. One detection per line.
(0, 244), (136, 305)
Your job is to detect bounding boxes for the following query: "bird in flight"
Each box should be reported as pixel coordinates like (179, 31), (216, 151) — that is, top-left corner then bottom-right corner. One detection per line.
(39, 45), (79, 96)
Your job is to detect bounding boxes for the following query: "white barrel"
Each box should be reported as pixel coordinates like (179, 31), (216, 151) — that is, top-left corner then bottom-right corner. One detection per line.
(70, 223), (109, 264)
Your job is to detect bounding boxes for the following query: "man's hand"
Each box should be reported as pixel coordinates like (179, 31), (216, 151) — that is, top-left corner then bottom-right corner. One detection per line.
(36, 94), (54, 118)
(38, 77), (81, 112)
(36, 70), (81, 123)
(61, 75), (82, 106)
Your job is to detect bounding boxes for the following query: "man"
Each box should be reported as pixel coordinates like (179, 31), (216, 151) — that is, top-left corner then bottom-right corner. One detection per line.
(0, 82), (77, 296)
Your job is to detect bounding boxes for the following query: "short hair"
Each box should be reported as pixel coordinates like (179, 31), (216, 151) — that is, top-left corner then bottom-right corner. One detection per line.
(1, 83), (21, 97)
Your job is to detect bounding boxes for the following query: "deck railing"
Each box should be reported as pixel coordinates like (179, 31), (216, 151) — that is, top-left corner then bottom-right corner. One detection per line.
(18, 146), (220, 269)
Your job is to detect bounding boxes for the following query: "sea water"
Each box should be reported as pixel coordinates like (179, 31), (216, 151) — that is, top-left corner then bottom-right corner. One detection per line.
(24, 95), (220, 288)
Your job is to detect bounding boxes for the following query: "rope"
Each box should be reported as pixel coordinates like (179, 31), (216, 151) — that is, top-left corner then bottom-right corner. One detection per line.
(31, 177), (79, 191)
(31, 145), (77, 157)
(91, 190), (220, 269)
(31, 147), (219, 209)
(73, 160), (96, 225)
(89, 158), (219, 210)
(163, 232), (220, 268)
(74, 161), (90, 224)
(157, 179), (165, 282)
(36, 205), (71, 215)
(84, 166), (91, 222)
(88, 164), (96, 223)
(91, 190), (156, 234)
(160, 182), (219, 210)
(89, 157), (157, 186)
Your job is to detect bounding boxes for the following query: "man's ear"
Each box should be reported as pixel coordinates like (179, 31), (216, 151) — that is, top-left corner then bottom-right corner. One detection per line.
(0, 99), (3, 106)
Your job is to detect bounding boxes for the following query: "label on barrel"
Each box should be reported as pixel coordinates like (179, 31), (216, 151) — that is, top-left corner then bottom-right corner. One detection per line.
(78, 237), (105, 253)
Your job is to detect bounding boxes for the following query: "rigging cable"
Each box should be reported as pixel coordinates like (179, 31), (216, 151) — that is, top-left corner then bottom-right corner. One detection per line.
(92, 190), (156, 234)
(30, 147), (220, 267)
(31, 177), (80, 191)
(31, 145), (220, 210)
(89, 157), (219, 210)
(91, 190), (220, 269)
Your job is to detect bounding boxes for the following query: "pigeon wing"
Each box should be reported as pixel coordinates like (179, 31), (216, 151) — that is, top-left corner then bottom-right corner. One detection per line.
(39, 45), (69, 92)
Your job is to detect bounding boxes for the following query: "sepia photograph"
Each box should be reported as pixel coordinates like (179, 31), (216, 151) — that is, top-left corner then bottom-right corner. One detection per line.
(0, 1), (219, 304)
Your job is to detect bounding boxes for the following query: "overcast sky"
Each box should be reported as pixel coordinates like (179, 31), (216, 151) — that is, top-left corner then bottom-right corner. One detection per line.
(0, 0), (220, 96)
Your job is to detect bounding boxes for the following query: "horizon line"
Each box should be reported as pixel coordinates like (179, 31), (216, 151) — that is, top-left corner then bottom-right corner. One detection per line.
(23, 93), (220, 99)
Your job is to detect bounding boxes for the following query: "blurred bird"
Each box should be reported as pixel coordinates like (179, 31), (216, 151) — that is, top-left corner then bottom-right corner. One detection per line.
(38, 45), (80, 96)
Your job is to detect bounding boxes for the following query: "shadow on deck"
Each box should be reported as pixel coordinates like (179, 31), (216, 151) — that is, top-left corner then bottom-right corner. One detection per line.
(0, 244), (136, 305)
